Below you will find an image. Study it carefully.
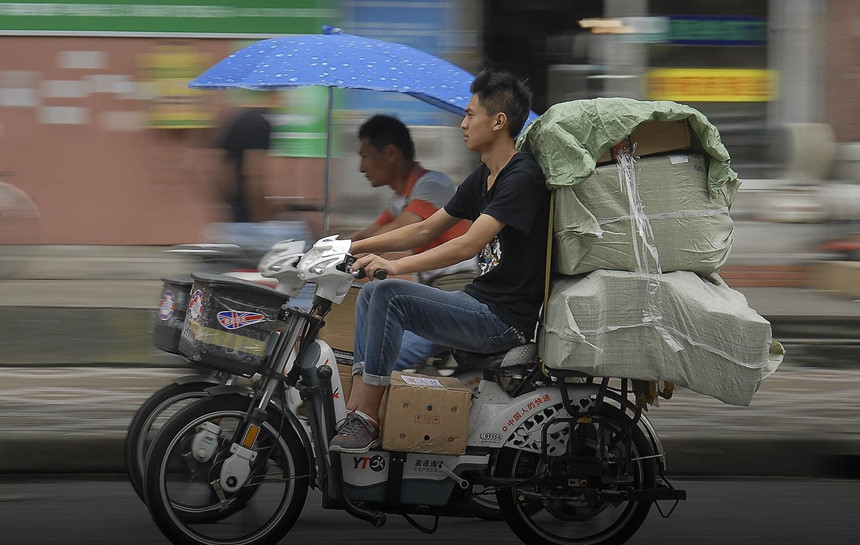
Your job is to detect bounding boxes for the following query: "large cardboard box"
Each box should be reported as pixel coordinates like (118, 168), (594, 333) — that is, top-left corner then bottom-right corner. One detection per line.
(317, 285), (360, 351)
(597, 120), (691, 163)
(553, 153), (737, 275)
(380, 371), (471, 455)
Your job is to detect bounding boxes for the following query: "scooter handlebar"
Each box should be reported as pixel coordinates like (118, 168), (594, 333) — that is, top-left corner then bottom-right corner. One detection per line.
(353, 267), (388, 280)
(337, 255), (388, 280)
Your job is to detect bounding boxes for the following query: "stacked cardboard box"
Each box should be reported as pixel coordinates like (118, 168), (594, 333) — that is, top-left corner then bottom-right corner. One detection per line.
(520, 99), (784, 406)
(317, 285), (360, 352)
(553, 152), (737, 275)
(542, 270), (784, 406)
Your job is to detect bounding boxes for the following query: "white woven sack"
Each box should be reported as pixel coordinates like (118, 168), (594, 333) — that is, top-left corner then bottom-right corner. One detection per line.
(541, 270), (784, 406)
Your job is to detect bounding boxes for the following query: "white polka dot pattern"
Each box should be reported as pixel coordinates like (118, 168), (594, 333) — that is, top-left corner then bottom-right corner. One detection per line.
(190, 28), (474, 116)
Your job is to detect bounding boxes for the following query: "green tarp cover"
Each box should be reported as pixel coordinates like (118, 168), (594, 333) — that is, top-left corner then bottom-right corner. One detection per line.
(517, 98), (738, 198)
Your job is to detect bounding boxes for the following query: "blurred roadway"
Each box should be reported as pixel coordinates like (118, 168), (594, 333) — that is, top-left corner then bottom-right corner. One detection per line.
(0, 479), (858, 545)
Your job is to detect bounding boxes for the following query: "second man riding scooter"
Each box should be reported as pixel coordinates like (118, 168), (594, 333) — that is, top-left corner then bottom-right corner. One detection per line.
(349, 114), (475, 371)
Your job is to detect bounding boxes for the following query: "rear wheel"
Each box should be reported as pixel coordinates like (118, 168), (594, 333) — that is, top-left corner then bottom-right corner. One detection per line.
(496, 404), (656, 545)
(144, 394), (310, 545)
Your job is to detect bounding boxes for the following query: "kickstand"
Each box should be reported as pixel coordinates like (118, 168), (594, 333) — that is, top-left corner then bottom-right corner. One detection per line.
(655, 499), (681, 518)
(655, 478), (682, 518)
(402, 514), (440, 534)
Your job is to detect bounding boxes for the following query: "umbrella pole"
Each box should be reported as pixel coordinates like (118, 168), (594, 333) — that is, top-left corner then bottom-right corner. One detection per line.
(323, 86), (333, 233)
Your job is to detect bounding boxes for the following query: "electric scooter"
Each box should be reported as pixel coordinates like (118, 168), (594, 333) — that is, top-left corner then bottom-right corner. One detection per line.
(142, 236), (685, 545)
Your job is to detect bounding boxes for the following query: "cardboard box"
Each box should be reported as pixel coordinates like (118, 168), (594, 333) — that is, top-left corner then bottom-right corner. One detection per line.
(597, 119), (691, 163)
(380, 371), (471, 455)
(318, 285), (360, 351)
(810, 261), (860, 298)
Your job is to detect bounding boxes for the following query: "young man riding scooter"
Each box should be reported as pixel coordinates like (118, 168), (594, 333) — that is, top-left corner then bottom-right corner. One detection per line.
(330, 68), (550, 453)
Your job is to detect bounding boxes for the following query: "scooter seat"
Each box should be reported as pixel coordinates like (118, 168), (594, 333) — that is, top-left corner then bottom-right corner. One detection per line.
(452, 342), (536, 371)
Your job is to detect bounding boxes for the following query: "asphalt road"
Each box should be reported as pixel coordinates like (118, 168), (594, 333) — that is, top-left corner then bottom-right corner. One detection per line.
(0, 477), (857, 544)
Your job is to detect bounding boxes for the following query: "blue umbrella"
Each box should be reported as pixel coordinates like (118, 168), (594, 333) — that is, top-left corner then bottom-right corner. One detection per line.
(191, 25), (475, 117)
(190, 26), (537, 230)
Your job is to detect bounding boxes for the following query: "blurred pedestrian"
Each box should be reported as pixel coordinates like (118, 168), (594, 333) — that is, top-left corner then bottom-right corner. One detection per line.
(206, 92), (314, 271)
(216, 93), (278, 223)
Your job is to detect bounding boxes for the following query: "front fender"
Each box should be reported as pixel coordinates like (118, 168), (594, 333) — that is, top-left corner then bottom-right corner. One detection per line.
(204, 384), (254, 397)
(172, 374), (223, 387)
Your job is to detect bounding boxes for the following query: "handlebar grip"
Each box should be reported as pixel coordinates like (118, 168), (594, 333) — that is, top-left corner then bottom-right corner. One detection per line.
(353, 268), (388, 280)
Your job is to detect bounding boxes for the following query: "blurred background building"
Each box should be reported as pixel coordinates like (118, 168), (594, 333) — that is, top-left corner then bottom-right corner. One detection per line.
(1, 0), (859, 245)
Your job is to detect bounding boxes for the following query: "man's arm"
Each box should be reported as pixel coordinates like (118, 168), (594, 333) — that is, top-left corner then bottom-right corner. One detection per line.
(350, 210), (423, 241)
(351, 207), (459, 255)
(352, 212), (503, 279)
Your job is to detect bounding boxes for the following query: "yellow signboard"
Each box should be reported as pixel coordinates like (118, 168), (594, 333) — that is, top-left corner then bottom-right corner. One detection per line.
(645, 68), (778, 102)
(139, 45), (215, 129)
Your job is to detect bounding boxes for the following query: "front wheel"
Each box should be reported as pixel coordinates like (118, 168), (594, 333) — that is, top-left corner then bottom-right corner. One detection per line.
(496, 404), (656, 545)
(144, 394), (310, 545)
(125, 380), (215, 501)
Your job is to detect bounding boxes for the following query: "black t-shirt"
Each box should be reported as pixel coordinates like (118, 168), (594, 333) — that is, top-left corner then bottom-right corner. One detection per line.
(444, 152), (549, 336)
(219, 108), (272, 223)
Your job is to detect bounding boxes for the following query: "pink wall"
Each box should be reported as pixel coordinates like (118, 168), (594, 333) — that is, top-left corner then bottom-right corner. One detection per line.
(825, 1), (860, 142)
(0, 36), (324, 245)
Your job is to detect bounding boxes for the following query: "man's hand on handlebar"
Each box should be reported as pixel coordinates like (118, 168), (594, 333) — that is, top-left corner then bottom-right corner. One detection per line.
(351, 253), (395, 281)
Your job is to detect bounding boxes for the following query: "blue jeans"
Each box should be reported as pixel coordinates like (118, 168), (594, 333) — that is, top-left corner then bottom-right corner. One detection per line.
(353, 279), (528, 386)
(394, 331), (440, 371)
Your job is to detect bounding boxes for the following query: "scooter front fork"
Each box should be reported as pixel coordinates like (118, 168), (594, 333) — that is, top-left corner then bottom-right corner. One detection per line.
(218, 407), (268, 493)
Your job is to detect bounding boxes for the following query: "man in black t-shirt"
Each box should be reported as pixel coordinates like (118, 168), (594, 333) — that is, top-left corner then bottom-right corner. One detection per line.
(330, 69), (549, 454)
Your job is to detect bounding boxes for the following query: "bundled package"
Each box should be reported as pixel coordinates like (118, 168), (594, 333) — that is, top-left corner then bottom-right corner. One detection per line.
(518, 98), (741, 276)
(541, 270), (784, 406)
(553, 153), (738, 275)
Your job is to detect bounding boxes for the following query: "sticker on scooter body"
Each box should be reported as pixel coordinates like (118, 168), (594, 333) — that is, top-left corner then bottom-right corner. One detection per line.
(467, 385), (598, 452)
(341, 452), (390, 486)
(158, 290), (175, 320)
(188, 289), (203, 322)
(217, 310), (266, 330)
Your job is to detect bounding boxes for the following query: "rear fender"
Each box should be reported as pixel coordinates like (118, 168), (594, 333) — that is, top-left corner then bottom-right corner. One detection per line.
(602, 390), (668, 472)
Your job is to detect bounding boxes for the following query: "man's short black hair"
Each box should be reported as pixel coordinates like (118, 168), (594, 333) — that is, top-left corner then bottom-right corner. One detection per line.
(469, 69), (533, 137)
(358, 114), (415, 161)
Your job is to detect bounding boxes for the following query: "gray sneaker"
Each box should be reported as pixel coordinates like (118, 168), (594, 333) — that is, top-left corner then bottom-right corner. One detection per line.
(329, 412), (380, 453)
